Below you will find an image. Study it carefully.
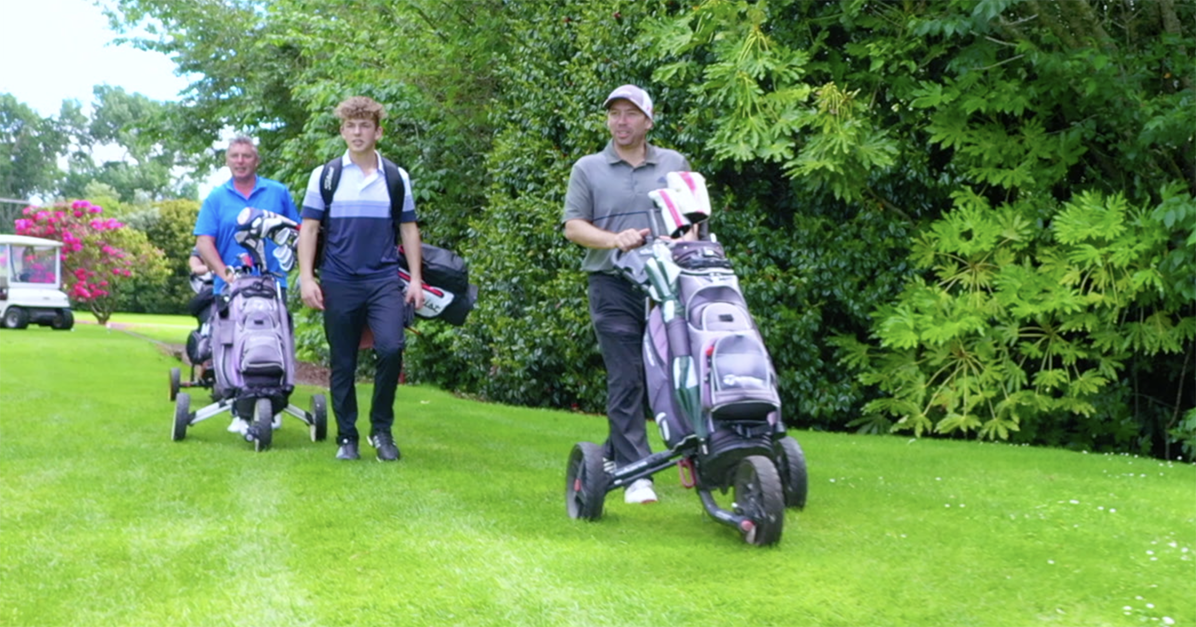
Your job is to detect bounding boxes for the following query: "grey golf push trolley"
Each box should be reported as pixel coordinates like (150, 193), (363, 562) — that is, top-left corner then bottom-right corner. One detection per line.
(170, 207), (328, 451)
(564, 173), (808, 547)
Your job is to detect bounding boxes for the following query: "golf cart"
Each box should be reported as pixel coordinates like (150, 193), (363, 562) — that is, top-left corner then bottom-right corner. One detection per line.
(0, 234), (74, 330)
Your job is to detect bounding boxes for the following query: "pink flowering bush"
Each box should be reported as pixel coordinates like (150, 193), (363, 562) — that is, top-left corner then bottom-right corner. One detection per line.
(14, 200), (166, 324)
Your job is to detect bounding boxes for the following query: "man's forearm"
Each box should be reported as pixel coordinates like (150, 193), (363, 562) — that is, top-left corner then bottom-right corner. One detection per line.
(399, 222), (422, 284)
(297, 219), (320, 281)
(563, 219), (617, 250)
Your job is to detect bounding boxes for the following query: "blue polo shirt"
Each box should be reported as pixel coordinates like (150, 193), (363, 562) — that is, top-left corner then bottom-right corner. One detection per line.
(301, 151), (417, 282)
(194, 175), (300, 293)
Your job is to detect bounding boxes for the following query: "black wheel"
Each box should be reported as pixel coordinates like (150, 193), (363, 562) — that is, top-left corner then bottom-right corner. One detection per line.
(310, 394), (328, 442)
(3, 307), (29, 329)
(565, 441), (608, 521)
(50, 309), (74, 330)
(252, 397), (273, 452)
(733, 455), (785, 546)
(777, 436), (809, 509)
(169, 367), (181, 401)
(172, 392), (191, 441)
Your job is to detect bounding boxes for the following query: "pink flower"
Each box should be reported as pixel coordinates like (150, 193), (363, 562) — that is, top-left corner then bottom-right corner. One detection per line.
(71, 200), (88, 210)
(89, 206), (102, 214)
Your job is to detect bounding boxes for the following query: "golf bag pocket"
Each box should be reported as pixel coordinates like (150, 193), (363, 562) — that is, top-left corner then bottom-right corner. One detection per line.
(693, 301), (752, 332)
(241, 333), (285, 377)
(707, 333), (779, 420)
(186, 327), (212, 365)
(686, 285), (751, 330)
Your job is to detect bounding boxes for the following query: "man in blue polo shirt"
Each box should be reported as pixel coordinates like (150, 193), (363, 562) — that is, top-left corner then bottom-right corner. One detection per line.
(296, 96), (425, 462)
(194, 136), (300, 435)
(194, 136), (300, 294)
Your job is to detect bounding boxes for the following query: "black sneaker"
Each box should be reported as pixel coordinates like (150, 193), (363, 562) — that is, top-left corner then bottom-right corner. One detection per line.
(336, 440), (360, 460)
(370, 433), (401, 462)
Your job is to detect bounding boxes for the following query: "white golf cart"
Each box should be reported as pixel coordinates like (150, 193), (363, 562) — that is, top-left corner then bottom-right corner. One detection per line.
(0, 234), (74, 330)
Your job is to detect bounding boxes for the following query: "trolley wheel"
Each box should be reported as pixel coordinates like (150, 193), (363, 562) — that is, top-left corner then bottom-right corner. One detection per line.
(169, 367), (181, 401)
(777, 435), (809, 509)
(172, 392), (191, 441)
(50, 309), (74, 330)
(733, 455), (785, 546)
(252, 397), (273, 452)
(310, 394), (328, 442)
(3, 306), (29, 329)
(565, 441), (608, 521)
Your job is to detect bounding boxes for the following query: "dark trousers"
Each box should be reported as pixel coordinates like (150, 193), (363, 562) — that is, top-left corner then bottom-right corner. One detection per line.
(321, 275), (406, 444)
(588, 273), (652, 467)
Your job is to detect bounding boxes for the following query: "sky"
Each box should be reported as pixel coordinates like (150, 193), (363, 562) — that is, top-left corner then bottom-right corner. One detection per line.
(0, 0), (227, 201)
(0, 0), (191, 117)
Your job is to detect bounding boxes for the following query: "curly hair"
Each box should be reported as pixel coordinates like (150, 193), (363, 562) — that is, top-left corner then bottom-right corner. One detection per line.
(334, 96), (387, 126)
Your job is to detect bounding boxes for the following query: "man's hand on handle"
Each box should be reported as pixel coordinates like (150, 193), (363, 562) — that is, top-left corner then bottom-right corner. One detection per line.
(611, 228), (651, 252)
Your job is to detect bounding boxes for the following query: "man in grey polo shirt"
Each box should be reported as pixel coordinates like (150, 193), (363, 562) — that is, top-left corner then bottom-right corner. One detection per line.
(562, 84), (693, 505)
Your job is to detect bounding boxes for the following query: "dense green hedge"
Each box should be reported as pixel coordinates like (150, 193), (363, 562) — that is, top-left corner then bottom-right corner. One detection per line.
(104, 0), (1193, 458)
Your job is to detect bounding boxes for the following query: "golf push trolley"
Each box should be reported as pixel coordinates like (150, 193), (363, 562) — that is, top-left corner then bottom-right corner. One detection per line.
(565, 172), (808, 546)
(169, 207), (327, 451)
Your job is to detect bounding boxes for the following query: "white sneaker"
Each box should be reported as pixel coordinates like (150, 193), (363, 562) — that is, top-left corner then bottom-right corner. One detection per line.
(227, 417), (250, 435)
(272, 413), (282, 430)
(624, 478), (658, 504)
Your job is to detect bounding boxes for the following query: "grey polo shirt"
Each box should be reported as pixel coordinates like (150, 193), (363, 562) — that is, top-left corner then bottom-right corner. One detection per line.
(562, 141), (691, 274)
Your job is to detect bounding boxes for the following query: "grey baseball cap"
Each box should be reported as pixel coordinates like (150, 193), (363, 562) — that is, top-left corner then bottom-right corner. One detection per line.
(603, 84), (654, 121)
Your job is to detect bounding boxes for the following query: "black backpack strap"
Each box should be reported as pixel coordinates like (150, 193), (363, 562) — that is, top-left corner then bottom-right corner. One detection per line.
(313, 158), (342, 271)
(379, 157), (406, 239)
(319, 158), (343, 213)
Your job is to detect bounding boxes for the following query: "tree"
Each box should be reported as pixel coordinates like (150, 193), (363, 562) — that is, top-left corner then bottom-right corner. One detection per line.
(116, 198), (201, 314)
(0, 94), (69, 204)
(14, 200), (167, 324)
(58, 86), (198, 203)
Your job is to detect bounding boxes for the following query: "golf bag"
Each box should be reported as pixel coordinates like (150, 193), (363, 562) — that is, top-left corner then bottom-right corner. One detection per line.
(208, 274), (295, 418)
(639, 239), (783, 488)
(185, 272), (215, 369)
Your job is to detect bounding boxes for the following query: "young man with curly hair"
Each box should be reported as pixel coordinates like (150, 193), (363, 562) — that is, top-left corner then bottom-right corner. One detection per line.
(297, 96), (425, 462)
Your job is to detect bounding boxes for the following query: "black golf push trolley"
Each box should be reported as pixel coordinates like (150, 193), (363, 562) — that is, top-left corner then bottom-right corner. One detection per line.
(169, 207), (327, 451)
(564, 173), (808, 546)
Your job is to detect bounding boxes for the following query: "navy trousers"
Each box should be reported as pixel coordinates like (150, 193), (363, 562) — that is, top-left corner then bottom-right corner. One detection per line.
(321, 275), (406, 444)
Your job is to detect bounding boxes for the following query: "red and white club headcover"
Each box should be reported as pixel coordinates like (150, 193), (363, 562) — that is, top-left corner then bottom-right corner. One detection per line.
(665, 171), (711, 223)
(649, 187), (693, 238)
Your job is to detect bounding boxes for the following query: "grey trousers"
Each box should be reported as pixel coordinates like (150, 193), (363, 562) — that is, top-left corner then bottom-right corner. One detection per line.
(587, 273), (652, 468)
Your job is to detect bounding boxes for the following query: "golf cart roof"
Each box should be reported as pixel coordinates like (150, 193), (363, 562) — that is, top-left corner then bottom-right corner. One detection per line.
(0, 235), (64, 248)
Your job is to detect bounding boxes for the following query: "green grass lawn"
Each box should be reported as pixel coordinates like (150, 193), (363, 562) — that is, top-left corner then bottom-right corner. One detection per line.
(1, 324), (1194, 627)
(78, 312), (197, 344)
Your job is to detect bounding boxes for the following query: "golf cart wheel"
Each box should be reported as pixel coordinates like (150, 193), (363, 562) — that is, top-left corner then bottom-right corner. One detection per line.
(310, 394), (328, 442)
(50, 309), (73, 330)
(777, 436), (809, 510)
(169, 367), (182, 401)
(252, 398), (273, 452)
(3, 307), (29, 329)
(172, 392), (191, 441)
(565, 442), (608, 521)
(733, 455), (785, 547)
